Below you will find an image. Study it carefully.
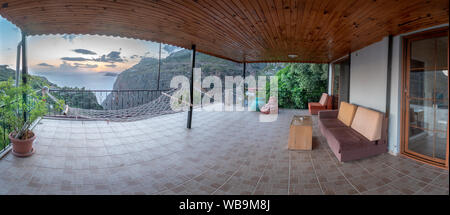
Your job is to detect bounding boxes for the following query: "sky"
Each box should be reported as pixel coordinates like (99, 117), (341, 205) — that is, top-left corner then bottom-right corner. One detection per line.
(0, 15), (179, 77)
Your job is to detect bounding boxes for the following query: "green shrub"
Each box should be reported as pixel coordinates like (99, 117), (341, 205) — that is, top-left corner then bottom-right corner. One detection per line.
(270, 64), (328, 109)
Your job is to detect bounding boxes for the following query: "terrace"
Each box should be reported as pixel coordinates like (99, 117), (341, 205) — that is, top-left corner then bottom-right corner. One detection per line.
(0, 109), (447, 195)
(0, 0), (449, 195)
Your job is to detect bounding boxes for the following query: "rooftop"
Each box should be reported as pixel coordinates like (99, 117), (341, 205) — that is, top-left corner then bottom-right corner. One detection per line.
(0, 110), (448, 195)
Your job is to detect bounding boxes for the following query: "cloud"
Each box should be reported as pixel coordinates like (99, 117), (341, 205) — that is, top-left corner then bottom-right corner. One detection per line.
(62, 34), (77, 42)
(73, 63), (98, 68)
(130, 55), (139, 59)
(59, 61), (78, 71)
(93, 51), (125, 63)
(60, 57), (90, 62)
(37, 63), (54, 67)
(34, 61), (96, 75)
(105, 64), (117, 68)
(73, 49), (97, 55)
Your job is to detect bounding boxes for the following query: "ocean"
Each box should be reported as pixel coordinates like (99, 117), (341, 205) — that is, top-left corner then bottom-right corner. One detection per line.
(30, 71), (117, 103)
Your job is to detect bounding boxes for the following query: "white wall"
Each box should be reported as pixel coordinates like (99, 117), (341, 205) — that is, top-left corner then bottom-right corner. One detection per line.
(388, 35), (402, 155)
(349, 37), (389, 112)
(348, 36), (401, 154)
(341, 24), (448, 155)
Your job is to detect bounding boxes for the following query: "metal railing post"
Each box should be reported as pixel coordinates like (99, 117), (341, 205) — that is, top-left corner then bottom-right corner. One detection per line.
(21, 31), (28, 123)
(187, 44), (196, 129)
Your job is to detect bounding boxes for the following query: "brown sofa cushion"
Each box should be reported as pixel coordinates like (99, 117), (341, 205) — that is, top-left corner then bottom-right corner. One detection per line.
(351, 107), (383, 141)
(337, 102), (357, 126)
(320, 119), (347, 128)
(318, 93), (328, 106)
(309, 102), (324, 107)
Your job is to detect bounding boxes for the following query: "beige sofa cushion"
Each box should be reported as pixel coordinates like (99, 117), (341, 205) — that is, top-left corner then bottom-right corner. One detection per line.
(318, 93), (328, 106)
(351, 107), (383, 141)
(337, 102), (357, 126)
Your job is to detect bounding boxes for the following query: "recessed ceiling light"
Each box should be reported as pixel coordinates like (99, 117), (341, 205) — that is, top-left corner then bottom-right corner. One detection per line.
(288, 54), (298, 59)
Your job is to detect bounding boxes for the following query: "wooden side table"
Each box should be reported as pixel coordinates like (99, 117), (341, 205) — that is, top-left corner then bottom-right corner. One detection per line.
(288, 115), (312, 150)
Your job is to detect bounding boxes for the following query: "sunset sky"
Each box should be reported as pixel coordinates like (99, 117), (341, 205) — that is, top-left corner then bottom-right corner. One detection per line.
(0, 16), (176, 76)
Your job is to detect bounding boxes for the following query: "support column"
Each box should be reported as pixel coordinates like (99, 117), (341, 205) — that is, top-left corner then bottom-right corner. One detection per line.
(326, 63), (330, 94)
(243, 62), (246, 106)
(157, 43), (161, 90)
(15, 42), (22, 87)
(385, 35), (393, 115)
(243, 62), (246, 80)
(21, 31), (28, 122)
(187, 44), (196, 129)
(347, 52), (351, 100)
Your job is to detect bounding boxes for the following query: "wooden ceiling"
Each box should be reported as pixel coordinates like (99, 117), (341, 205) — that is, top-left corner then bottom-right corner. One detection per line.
(0, 0), (448, 63)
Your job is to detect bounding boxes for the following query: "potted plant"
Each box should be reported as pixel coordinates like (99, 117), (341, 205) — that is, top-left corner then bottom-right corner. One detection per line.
(0, 78), (62, 157)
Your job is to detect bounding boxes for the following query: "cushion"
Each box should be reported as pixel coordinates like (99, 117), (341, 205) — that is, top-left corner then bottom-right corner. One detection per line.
(350, 107), (383, 141)
(320, 119), (347, 129)
(309, 102), (325, 108)
(328, 127), (375, 152)
(337, 102), (357, 126)
(318, 93), (328, 106)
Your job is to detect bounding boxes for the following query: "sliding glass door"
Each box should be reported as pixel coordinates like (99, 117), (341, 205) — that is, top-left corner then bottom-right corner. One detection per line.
(403, 28), (449, 167)
(331, 58), (350, 109)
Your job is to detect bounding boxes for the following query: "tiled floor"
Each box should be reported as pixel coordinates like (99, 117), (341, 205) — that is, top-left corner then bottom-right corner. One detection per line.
(0, 109), (448, 195)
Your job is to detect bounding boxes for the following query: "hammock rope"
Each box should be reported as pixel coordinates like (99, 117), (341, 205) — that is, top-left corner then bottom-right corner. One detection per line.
(43, 88), (182, 122)
(43, 87), (243, 122)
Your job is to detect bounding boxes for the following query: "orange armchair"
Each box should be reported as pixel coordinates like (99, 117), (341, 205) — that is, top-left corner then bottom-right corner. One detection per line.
(308, 93), (332, 115)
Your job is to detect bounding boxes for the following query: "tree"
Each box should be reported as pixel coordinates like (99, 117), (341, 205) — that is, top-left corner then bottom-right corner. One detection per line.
(275, 63), (328, 109)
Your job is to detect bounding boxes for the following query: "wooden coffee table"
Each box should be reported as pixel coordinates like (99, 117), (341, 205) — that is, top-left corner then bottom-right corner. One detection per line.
(288, 115), (312, 150)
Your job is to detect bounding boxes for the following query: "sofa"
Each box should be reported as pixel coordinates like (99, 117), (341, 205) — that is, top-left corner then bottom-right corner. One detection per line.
(318, 102), (388, 162)
(308, 93), (332, 115)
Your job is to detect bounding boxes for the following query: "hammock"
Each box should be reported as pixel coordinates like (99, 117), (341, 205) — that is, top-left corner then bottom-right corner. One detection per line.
(44, 88), (184, 122)
(43, 87), (244, 122)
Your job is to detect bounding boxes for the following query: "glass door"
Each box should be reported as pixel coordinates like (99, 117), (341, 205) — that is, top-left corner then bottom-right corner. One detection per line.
(332, 64), (340, 109)
(404, 28), (448, 167)
(332, 58), (350, 109)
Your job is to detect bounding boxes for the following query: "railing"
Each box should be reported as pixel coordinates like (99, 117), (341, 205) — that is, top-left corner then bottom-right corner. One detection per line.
(45, 89), (171, 116)
(0, 103), (13, 153)
(42, 88), (326, 118)
(0, 92), (45, 153)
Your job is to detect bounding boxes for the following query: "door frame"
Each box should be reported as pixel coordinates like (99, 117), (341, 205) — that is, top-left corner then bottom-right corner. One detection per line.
(400, 27), (449, 169)
(331, 56), (350, 109)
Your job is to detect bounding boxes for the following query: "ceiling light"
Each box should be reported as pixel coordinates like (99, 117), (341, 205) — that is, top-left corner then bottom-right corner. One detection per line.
(288, 54), (298, 59)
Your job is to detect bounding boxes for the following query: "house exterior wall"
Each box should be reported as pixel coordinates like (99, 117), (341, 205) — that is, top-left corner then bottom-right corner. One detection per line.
(327, 23), (448, 155)
(349, 37), (389, 112)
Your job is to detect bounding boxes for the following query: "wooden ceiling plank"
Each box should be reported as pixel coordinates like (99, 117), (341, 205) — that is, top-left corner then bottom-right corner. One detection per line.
(0, 0), (448, 63)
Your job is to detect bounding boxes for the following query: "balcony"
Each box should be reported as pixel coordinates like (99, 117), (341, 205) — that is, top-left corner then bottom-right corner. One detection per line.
(0, 109), (447, 195)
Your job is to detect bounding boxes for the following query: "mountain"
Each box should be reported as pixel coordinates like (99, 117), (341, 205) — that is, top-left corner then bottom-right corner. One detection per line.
(112, 49), (284, 91)
(100, 72), (119, 77)
(0, 65), (15, 82)
(1, 65), (59, 89)
(103, 49), (285, 109)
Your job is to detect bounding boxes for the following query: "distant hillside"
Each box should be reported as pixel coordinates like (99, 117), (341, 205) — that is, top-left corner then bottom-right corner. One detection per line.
(112, 49), (283, 90)
(103, 50), (285, 109)
(101, 72), (119, 77)
(1, 65), (59, 89)
(0, 65), (102, 110)
(0, 65), (15, 82)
